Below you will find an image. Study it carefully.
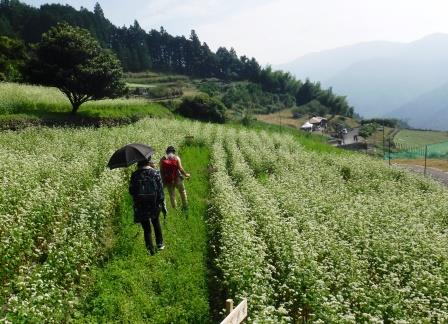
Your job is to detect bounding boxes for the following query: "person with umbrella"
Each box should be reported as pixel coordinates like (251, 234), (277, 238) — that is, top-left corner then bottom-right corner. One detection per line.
(108, 144), (167, 255)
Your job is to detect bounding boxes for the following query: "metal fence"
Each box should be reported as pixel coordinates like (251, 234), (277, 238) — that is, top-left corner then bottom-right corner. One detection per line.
(389, 141), (448, 160)
(384, 140), (448, 175)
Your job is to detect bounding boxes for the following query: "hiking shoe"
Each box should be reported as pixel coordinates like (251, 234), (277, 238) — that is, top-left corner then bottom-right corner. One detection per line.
(157, 244), (165, 250)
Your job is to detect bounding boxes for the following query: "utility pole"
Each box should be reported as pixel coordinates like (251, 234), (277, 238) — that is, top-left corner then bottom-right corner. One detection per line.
(424, 145), (428, 176)
(388, 139), (391, 166)
(382, 122), (385, 160)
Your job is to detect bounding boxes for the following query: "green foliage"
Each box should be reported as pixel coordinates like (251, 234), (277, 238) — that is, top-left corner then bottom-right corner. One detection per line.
(295, 79), (354, 117)
(26, 23), (125, 114)
(0, 36), (27, 81)
(359, 122), (380, 138)
(177, 94), (227, 123)
(199, 81), (295, 114)
(145, 85), (183, 99)
(197, 80), (222, 97)
(293, 99), (329, 117)
(361, 118), (408, 128)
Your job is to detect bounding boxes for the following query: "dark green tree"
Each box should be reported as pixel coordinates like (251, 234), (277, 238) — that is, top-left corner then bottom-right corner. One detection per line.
(0, 35), (26, 81)
(26, 23), (125, 114)
(177, 94), (227, 123)
(93, 2), (104, 17)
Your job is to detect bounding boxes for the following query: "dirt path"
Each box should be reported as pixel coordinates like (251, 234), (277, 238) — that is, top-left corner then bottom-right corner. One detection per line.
(342, 128), (360, 145)
(394, 164), (448, 186)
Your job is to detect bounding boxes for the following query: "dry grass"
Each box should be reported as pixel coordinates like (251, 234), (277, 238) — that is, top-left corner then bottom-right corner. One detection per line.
(392, 158), (448, 172)
(256, 111), (360, 134)
(256, 109), (305, 128)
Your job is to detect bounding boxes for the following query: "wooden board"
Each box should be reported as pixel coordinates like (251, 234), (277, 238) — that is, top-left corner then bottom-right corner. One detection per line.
(221, 299), (248, 324)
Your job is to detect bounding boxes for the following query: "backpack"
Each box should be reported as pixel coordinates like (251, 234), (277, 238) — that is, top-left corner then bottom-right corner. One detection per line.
(132, 170), (158, 207)
(160, 157), (179, 185)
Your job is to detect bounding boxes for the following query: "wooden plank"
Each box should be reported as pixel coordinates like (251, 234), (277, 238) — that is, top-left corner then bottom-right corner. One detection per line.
(220, 298), (247, 324)
(226, 299), (234, 315)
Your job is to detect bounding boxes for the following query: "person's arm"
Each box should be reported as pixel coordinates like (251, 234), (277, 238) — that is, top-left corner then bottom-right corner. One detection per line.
(176, 156), (190, 178)
(129, 173), (136, 195)
(155, 172), (167, 216)
(159, 158), (165, 177)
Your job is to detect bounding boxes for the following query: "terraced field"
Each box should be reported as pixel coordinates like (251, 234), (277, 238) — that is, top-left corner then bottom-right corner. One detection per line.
(2, 118), (448, 322)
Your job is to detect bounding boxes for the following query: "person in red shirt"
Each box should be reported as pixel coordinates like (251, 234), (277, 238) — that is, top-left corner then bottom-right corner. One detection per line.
(159, 146), (190, 210)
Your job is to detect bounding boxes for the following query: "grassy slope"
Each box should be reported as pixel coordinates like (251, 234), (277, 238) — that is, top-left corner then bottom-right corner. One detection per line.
(80, 145), (211, 323)
(394, 129), (448, 146)
(246, 121), (346, 154)
(0, 83), (173, 121)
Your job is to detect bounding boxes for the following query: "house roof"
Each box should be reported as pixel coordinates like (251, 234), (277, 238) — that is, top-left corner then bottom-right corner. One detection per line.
(309, 116), (327, 124)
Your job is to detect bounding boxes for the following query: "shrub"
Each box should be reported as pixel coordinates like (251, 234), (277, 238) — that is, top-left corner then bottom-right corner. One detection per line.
(177, 94), (227, 123)
(359, 122), (379, 138)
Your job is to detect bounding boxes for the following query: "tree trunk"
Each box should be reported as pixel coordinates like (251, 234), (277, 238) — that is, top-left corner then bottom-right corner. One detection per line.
(71, 102), (81, 115)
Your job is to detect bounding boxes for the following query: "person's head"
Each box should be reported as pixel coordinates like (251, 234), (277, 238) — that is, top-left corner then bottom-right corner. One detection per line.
(137, 157), (151, 168)
(166, 146), (176, 155)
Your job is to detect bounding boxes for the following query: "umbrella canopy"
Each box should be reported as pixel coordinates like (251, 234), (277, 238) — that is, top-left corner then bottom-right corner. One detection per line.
(108, 143), (154, 169)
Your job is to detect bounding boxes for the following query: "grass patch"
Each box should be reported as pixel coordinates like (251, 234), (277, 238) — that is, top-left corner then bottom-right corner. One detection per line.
(124, 72), (190, 85)
(394, 129), (448, 146)
(0, 82), (173, 121)
(80, 145), (211, 323)
(242, 120), (346, 154)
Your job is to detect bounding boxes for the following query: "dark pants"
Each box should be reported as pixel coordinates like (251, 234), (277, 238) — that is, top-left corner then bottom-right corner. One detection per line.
(141, 217), (163, 254)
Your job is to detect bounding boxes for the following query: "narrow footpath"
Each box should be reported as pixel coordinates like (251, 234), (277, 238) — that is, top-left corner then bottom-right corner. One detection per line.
(80, 146), (211, 323)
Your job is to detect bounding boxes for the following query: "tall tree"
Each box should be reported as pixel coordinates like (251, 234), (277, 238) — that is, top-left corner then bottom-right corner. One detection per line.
(93, 2), (104, 17)
(26, 23), (125, 114)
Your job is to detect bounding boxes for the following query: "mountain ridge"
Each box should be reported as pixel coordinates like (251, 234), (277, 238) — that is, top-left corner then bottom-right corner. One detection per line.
(277, 33), (448, 130)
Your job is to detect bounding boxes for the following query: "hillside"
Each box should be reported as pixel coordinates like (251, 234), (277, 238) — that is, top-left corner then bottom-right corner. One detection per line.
(391, 82), (448, 130)
(278, 34), (448, 129)
(0, 1), (355, 122)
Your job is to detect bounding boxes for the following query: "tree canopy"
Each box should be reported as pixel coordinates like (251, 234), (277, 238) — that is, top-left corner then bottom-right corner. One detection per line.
(0, 35), (26, 81)
(26, 23), (125, 114)
(0, 0), (355, 117)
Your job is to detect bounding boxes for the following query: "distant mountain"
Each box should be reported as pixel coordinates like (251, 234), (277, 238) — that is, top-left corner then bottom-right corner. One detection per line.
(277, 41), (402, 82)
(278, 34), (448, 130)
(390, 82), (448, 131)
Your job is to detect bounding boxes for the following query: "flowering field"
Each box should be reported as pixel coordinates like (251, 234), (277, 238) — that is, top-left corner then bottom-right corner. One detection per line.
(0, 119), (203, 322)
(1, 118), (448, 322)
(208, 128), (448, 322)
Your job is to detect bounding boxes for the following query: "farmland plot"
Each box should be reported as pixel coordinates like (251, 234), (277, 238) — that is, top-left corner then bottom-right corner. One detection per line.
(0, 119), (204, 322)
(1, 119), (448, 323)
(209, 128), (448, 322)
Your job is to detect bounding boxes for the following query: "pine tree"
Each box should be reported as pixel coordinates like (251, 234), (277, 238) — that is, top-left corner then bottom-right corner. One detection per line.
(93, 2), (104, 17)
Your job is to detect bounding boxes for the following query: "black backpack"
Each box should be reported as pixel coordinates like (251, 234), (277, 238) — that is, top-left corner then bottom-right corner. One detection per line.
(132, 170), (158, 207)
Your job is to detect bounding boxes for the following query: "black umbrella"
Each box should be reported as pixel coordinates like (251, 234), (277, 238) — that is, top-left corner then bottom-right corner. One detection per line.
(107, 143), (154, 169)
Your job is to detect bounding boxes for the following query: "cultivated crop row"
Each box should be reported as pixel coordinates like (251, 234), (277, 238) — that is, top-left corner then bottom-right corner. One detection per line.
(2, 119), (448, 322)
(0, 119), (198, 322)
(210, 127), (448, 322)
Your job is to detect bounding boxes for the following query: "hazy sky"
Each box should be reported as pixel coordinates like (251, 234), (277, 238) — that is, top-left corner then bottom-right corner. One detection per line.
(23, 0), (448, 65)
